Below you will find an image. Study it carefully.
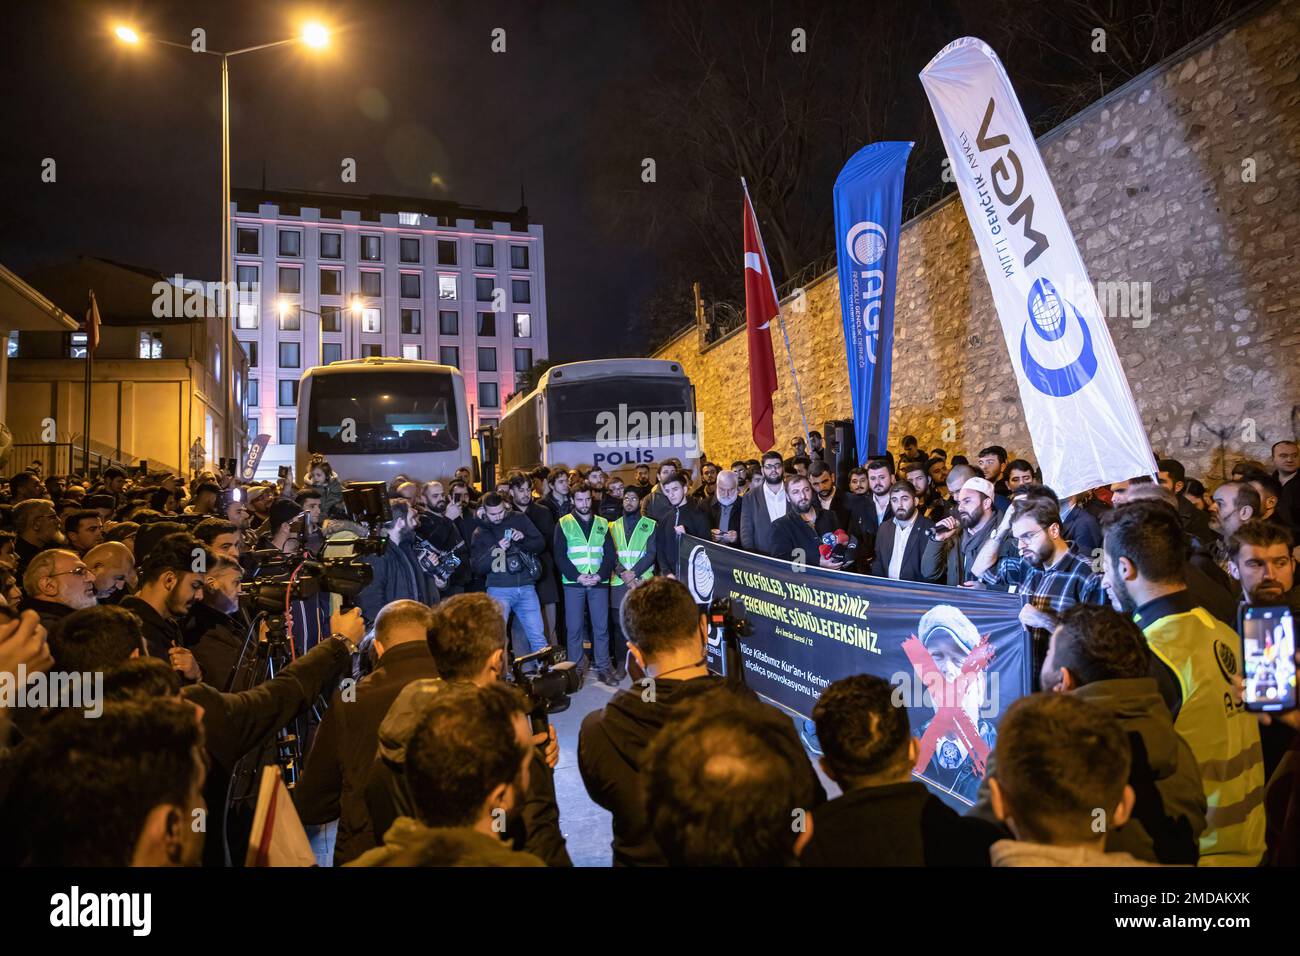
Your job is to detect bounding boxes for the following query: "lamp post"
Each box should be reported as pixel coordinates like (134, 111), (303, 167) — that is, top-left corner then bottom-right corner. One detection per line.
(113, 21), (331, 463)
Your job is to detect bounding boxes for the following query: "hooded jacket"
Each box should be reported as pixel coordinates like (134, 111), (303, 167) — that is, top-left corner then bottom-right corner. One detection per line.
(968, 677), (1207, 864)
(364, 678), (571, 867)
(577, 675), (832, 866)
(990, 839), (1162, 867)
(346, 817), (544, 867)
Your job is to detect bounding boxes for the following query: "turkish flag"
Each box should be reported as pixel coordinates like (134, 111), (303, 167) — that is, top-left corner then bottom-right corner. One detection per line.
(84, 290), (101, 353)
(742, 182), (780, 452)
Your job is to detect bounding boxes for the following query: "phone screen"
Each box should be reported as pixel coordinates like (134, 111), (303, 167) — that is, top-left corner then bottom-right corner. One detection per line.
(328, 592), (344, 619)
(1241, 605), (1297, 712)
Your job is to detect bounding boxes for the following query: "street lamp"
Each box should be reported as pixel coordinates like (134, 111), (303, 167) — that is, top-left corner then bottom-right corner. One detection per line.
(113, 20), (332, 463)
(276, 293), (366, 367)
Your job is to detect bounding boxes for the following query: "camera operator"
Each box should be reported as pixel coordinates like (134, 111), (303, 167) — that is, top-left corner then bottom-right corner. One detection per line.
(357, 499), (437, 628)
(507, 473), (560, 643)
(363, 594), (569, 866)
(182, 555), (250, 692)
(295, 489), (324, 556)
(578, 577), (727, 866)
(296, 599), (439, 864)
(255, 499), (303, 553)
(414, 481), (471, 596)
(471, 493), (547, 653)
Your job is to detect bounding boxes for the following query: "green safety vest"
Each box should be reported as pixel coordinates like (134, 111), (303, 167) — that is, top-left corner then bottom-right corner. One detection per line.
(609, 516), (656, 586)
(558, 513), (609, 585)
(1142, 607), (1266, 866)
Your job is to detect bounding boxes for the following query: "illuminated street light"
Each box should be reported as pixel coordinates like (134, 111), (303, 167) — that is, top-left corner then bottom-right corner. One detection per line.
(302, 22), (330, 48)
(114, 25), (140, 44)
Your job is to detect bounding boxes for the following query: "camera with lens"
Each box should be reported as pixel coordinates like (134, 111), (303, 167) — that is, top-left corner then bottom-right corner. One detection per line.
(708, 595), (752, 687)
(510, 646), (582, 735)
(239, 550), (374, 615)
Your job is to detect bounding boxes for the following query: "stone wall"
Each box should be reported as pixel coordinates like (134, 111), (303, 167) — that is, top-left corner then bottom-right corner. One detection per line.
(653, 0), (1300, 483)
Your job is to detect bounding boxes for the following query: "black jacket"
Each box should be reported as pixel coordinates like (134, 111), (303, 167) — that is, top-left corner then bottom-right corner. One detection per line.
(295, 640), (440, 864)
(119, 595), (186, 660)
(470, 512), (546, 588)
(800, 782), (1001, 867)
(358, 539), (437, 626)
(20, 597), (75, 635)
(653, 500), (710, 575)
(578, 676), (824, 866)
(768, 509), (841, 564)
(521, 501), (560, 604)
(873, 516), (944, 583)
(183, 637), (352, 866)
(183, 602), (249, 692)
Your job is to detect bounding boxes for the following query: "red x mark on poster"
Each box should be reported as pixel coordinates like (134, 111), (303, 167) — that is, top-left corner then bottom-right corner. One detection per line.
(902, 633), (996, 778)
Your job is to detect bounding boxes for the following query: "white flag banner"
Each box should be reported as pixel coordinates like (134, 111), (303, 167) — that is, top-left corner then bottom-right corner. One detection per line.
(920, 37), (1156, 499)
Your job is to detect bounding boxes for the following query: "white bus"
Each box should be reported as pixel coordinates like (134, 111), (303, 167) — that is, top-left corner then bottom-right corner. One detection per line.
(497, 358), (700, 481)
(295, 357), (473, 483)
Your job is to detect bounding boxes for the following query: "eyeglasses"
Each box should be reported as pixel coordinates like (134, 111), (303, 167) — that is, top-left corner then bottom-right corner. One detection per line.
(1014, 528), (1046, 547)
(51, 566), (93, 579)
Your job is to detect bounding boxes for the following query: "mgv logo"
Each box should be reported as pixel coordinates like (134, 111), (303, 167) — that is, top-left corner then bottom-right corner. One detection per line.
(975, 97), (1050, 268)
(50, 886), (151, 937)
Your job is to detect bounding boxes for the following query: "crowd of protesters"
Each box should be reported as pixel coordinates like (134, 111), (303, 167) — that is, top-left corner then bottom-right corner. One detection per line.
(0, 433), (1296, 867)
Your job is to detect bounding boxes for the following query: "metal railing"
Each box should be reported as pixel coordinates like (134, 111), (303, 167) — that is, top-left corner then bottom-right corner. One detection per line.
(4, 443), (135, 479)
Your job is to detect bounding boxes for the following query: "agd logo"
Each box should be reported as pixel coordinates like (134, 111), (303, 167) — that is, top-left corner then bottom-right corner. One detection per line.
(844, 221), (888, 364)
(1020, 277), (1098, 398)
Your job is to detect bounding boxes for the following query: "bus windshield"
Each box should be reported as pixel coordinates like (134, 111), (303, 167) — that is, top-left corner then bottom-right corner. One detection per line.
(307, 370), (460, 455)
(546, 377), (692, 443)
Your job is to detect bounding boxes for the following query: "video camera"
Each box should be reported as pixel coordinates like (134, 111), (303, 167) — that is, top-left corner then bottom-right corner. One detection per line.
(708, 595), (752, 688)
(238, 480), (393, 614)
(510, 646), (582, 735)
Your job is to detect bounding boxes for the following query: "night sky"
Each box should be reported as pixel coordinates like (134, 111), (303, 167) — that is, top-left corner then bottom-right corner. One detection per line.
(0, 0), (1252, 360)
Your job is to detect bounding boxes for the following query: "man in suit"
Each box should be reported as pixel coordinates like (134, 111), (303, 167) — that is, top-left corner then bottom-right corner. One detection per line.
(846, 459), (894, 571)
(1271, 440), (1299, 528)
(769, 475), (846, 569)
(873, 481), (943, 583)
(740, 451), (788, 556)
(708, 469), (743, 547)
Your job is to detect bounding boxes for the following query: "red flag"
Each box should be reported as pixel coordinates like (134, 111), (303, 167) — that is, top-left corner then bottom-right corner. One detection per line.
(742, 180), (780, 452)
(84, 290), (101, 353)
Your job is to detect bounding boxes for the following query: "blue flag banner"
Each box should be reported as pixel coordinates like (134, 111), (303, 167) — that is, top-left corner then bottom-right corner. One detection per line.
(680, 535), (1030, 808)
(833, 141), (913, 464)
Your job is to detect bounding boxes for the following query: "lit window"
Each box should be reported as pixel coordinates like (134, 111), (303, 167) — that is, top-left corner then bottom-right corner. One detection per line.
(438, 275), (458, 300)
(398, 212), (421, 226)
(513, 312), (531, 338)
(402, 344), (422, 360)
(6, 332), (16, 358)
(68, 333), (88, 359)
(139, 330), (163, 359)
(362, 308), (382, 333)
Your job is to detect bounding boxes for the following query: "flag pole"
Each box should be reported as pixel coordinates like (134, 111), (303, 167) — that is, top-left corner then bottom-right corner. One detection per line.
(741, 178), (812, 451)
(83, 290), (94, 476)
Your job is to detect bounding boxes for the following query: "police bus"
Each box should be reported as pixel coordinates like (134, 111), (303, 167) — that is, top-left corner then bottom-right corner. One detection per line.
(496, 358), (700, 480)
(295, 357), (473, 483)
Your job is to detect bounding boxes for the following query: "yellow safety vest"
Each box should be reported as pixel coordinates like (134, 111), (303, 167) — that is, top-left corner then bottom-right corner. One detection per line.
(558, 513), (609, 585)
(609, 516), (656, 586)
(1142, 607), (1266, 866)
